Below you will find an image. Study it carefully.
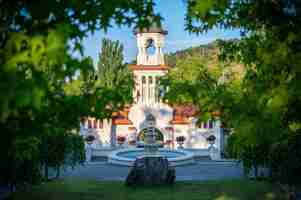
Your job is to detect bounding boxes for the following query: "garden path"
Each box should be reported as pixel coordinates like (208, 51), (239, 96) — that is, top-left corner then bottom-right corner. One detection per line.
(62, 161), (244, 181)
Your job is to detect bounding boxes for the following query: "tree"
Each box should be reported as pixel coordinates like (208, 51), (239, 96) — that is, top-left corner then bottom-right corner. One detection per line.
(97, 39), (133, 104)
(0, 0), (159, 122)
(182, 0), (301, 188)
(95, 38), (134, 146)
(161, 46), (238, 123)
(0, 0), (158, 190)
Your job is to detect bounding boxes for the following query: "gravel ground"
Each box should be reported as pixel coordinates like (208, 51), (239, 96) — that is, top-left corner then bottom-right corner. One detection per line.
(62, 161), (244, 181)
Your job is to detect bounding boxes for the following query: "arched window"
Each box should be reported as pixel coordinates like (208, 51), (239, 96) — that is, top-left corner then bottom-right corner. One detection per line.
(99, 120), (103, 129)
(146, 38), (156, 55)
(202, 120), (213, 129)
(142, 76), (146, 84)
(203, 122), (208, 129)
(209, 120), (213, 129)
(93, 120), (98, 129)
(148, 76), (153, 84)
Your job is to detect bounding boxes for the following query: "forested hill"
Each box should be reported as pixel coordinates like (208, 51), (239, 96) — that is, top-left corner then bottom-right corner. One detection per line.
(165, 40), (219, 67)
(165, 40), (244, 78)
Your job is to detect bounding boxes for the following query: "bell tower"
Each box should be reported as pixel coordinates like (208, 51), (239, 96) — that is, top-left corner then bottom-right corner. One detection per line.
(136, 32), (167, 66)
(135, 20), (167, 66)
(132, 20), (169, 105)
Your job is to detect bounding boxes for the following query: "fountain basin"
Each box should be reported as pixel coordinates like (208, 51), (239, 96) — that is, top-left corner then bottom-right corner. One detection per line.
(108, 148), (195, 166)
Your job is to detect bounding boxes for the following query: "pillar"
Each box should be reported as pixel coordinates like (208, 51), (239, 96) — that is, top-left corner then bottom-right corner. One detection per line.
(213, 120), (222, 159)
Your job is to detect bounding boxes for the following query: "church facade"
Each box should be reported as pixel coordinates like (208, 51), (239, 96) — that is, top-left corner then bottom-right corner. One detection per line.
(80, 25), (223, 153)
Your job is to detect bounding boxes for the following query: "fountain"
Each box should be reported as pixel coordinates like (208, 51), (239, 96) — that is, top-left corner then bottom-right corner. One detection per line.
(143, 126), (159, 155)
(125, 119), (175, 186)
(108, 114), (195, 167)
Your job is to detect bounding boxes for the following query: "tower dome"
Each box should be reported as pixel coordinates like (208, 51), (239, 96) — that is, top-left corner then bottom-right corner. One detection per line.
(134, 17), (167, 35)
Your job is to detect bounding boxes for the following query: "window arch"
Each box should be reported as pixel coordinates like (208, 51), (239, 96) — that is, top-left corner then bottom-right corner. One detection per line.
(146, 38), (156, 55)
(93, 120), (98, 129)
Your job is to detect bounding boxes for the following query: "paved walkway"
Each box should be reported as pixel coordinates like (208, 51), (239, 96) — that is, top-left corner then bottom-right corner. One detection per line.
(62, 161), (244, 181)
(0, 186), (10, 200)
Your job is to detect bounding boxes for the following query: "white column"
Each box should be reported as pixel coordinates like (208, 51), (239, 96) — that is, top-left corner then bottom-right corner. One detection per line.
(154, 43), (159, 65)
(149, 76), (152, 104)
(97, 119), (100, 129)
(152, 75), (155, 104)
(154, 76), (157, 103)
(142, 44), (147, 64)
(142, 76), (145, 104)
(214, 120), (222, 159)
(146, 76), (150, 105)
(84, 120), (88, 129)
(139, 75), (142, 104)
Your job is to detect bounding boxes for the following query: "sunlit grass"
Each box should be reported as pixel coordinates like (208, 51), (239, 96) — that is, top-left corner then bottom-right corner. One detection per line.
(11, 178), (285, 200)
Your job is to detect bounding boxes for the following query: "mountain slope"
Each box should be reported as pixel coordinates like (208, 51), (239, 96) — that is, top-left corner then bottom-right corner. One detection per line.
(165, 40), (244, 78)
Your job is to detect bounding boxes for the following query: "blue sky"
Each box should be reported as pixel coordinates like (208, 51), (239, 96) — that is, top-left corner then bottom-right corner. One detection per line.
(82, 0), (240, 64)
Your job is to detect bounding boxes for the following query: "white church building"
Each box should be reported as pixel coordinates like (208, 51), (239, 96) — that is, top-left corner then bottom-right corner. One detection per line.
(80, 23), (224, 154)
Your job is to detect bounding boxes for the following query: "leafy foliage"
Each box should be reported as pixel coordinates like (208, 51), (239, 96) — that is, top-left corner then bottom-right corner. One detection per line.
(95, 38), (134, 115)
(181, 0), (301, 186)
(270, 132), (301, 186)
(161, 43), (241, 123)
(0, 0), (157, 189)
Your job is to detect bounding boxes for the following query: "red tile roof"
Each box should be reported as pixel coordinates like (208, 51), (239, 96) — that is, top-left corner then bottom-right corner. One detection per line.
(130, 64), (170, 71)
(112, 106), (133, 125)
(173, 104), (199, 117)
(112, 118), (133, 125)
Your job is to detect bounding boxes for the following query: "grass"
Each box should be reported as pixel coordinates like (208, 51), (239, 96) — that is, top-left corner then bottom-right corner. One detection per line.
(10, 178), (286, 200)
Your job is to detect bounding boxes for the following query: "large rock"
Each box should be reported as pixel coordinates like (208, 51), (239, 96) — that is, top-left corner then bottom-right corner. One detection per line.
(125, 156), (175, 186)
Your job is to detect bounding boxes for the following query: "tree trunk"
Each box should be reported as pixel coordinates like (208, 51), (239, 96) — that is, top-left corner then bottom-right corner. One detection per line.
(10, 182), (16, 193)
(254, 164), (258, 178)
(44, 162), (48, 181)
(9, 156), (17, 193)
(10, 163), (17, 192)
(56, 165), (60, 178)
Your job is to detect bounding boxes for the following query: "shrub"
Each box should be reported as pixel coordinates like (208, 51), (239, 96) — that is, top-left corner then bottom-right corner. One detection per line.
(176, 136), (185, 142)
(85, 135), (95, 143)
(270, 132), (301, 187)
(207, 135), (216, 143)
(117, 136), (126, 143)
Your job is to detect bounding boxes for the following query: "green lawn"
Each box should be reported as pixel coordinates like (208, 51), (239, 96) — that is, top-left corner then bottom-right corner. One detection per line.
(10, 178), (286, 200)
